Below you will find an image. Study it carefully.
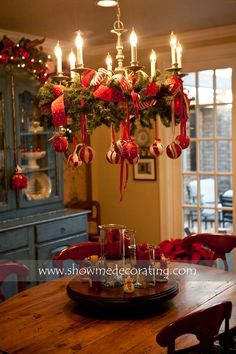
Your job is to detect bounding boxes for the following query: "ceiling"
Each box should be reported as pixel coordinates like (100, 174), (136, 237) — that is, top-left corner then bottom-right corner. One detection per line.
(0, 0), (236, 69)
(1, 0), (236, 46)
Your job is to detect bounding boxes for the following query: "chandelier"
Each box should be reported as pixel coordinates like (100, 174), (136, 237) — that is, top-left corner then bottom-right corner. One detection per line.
(38, 1), (190, 200)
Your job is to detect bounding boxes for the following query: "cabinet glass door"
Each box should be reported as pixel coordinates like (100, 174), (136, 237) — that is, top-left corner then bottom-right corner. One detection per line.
(0, 92), (8, 207)
(15, 74), (62, 207)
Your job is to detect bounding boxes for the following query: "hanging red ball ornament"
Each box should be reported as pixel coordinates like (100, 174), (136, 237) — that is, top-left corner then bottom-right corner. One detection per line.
(114, 139), (127, 155)
(175, 135), (190, 149)
(127, 154), (140, 165)
(79, 145), (95, 164)
(11, 165), (28, 190)
(106, 149), (120, 164)
(122, 141), (139, 160)
(150, 139), (164, 157)
(166, 142), (182, 159)
(52, 136), (68, 153)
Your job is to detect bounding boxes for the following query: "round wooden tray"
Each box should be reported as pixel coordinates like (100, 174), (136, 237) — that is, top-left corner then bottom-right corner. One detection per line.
(67, 278), (179, 315)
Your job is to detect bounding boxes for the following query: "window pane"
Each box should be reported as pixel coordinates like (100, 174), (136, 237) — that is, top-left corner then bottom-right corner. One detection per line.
(183, 73), (196, 104)
(200, 176), (215, 206)
(182, 141), (196, 172)
(216, 104), (232, 137)
(218, 176), (233, 201)
(198, 106), (213, 137)
(200, 208), (215, 233)
(199, 141), (214, 172)
(216, 141), (232, 172)
(216, 68), (232, 103)
(189, 108), (196, 138)
(183, 208), (198, 233)
(183, 175), (198, 205)
(198, 70), (214, 104)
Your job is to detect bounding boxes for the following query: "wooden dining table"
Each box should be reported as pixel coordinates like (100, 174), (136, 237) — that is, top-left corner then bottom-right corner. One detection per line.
(0, 262), (235, 354)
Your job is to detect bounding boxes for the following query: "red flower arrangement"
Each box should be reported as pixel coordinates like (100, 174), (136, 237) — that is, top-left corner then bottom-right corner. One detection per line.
(155, 238), (215, 266)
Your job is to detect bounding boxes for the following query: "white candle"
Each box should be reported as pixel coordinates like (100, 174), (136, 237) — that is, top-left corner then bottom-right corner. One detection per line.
(176, 42), (182, 68)
(106, 52), (112, 72)
(170, 32), (177, 66)
(150, 49), (157, 78)
(75, 31), (84, 66)
(54, 41), (62, 73)
(69, 50), (76, 79)
(130, 28), (138, 64)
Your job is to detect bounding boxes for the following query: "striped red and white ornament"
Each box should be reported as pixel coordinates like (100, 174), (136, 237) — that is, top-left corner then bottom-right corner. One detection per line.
(106, 148), (120, 164)
(150, 139), (164, 157)
(78, 145), (95, 163)
(166, 141), (182, 159)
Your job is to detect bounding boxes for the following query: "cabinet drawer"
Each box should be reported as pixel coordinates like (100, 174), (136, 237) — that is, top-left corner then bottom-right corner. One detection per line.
(36, 215), (88, 243)
(36, 233), (87, 260)
(0, 228), (32, 252)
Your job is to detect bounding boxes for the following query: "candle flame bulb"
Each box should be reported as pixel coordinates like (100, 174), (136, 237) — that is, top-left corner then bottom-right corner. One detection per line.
(150, 49), (157, 78)
(130, 28), (138, 64)
(176, 42), (182, 68)
(54, 41), (62, 73)
(170, 32), (177, 66)
(106, 52), (112, 71)
(69, 50), (76, 79)
(75, 31), (84, 66)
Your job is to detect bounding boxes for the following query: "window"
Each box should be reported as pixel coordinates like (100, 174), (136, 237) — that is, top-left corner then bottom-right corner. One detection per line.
(182, 68), (233, 233)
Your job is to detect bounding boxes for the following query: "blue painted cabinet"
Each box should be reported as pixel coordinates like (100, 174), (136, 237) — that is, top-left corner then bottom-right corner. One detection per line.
(0, 67), (88, 298)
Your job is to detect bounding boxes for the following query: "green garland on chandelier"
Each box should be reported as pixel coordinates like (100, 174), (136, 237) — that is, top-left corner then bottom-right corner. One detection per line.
(37, 69), (186, 135)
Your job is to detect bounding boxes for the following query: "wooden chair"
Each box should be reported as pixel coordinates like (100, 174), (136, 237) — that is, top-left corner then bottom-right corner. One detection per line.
(66, 200), (101, 242)
(182, 233), (236, 271)
(53, 242), (102, 270)
(0, 262), (30, 301)
(156, 301), (232, 353)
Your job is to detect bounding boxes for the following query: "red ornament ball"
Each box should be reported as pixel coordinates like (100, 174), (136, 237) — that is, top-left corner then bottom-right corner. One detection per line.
(122, 141), (139, 160)
(150, 139), (164, 157)
(114, 139), (127, 155)
(127, 154), (140, 165)
(11, 165), (28, 190)
(106, 150), (120, 164)
(79, 145), (95, 164)
(175, 135), (190, 149)
(68, 153), (82, 169)
(52, 137), (68, 153)
(166, 142), (182, 159)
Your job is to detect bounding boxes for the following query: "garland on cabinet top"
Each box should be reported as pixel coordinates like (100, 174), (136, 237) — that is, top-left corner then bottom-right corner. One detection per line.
(0, 35), (50, 83)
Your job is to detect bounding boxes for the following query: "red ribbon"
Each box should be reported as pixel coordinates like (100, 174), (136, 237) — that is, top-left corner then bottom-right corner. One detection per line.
(51, 95), (67, 127)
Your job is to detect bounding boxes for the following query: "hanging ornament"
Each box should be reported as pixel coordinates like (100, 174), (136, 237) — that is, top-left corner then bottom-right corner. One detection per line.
(127, 154), (140, 165)
(78, 145), (95, 164)
(150, 120), (164, 157)
(106, 124), (120, 164)
(68, 143), (83, 168)
(166, 99), (182, 159)
(150, 139), (164, 157)
(114, 139), (127, 155)
(175, 134), (190, 149)
(122, 140), (139, 160)
(11, 165), (28, 190)
(51, 135), (69, 152)
(166, 141), (182, 159)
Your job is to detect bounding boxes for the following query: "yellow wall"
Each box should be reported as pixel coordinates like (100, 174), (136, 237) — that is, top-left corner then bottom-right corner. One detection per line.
(90, 125), (161, 245)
